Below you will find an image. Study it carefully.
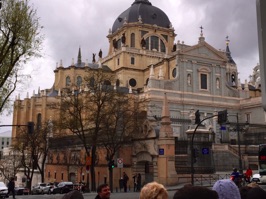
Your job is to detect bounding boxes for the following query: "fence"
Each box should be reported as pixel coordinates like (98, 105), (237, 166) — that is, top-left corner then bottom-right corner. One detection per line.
(180, 173), (231, 187)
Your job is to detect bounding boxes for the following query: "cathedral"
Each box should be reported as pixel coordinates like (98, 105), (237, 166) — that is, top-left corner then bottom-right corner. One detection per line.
(11, 0), (266, 188)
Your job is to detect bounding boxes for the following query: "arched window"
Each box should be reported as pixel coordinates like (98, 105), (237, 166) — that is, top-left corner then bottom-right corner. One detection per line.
(231, 74), (236, 86)
(145, 36), (166, 52)
(130, 33), (135, 47)
(151, 36), (159, 51)
(172, 68), (176, 78)
(77, 76), (82, 87)
(117, 39), (122, 49)
(66, 76), (71, 86)
(116, 79), (120, 87)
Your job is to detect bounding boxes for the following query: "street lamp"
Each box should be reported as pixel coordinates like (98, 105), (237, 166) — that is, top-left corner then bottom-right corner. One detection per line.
(226, 113), (249, 174)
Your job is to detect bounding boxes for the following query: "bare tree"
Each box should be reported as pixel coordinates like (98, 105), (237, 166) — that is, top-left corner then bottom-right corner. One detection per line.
(55, 68), (146, 191)
(0, 149), (22, 183)
(0, 0), (43, 113)
(12, 121), (52, 188)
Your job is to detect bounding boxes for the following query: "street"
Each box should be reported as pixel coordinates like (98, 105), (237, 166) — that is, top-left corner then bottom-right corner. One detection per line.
(8, 185), (266, 199)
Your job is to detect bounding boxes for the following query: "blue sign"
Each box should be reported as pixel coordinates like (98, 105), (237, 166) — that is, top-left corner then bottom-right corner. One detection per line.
(202, 148), (209, 155)
(159, 148), (164, 155)
(220, 126), (226, 130)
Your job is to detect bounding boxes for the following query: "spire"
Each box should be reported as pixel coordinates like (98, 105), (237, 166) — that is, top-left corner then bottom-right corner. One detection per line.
(225, 36), (236, 64)
(77, 47), (82, 65)
(159, 93), (173, 138)
(198, 26), (205, 43)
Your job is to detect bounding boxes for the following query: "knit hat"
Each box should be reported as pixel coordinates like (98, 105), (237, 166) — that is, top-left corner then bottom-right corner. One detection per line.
(246, 187), (266, 199)
(212, 179), (241, 199)
(61, 190), (84, 199)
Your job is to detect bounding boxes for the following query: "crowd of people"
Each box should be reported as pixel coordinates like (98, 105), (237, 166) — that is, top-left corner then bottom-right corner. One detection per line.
(59, 179), (266, 199)
(59, 168), (266, 199)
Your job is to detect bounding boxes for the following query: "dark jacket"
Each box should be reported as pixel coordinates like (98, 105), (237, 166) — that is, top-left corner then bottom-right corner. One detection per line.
(7, 180), (15, 190)
(61, 190), (84, 199)
(94, 194), (102, 199)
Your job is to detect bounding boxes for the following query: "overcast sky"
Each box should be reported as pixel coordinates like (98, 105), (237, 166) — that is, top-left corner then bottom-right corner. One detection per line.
(0, 0), (260, 131)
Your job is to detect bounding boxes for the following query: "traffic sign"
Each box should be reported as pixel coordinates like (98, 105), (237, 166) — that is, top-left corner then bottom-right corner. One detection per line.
(202, 148), (209, 155)
(159, 148), (164, 155)
(117, 158), (123, 168)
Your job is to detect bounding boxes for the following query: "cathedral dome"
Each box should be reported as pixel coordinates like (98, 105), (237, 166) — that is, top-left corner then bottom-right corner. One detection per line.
(112, 0), (171, 33)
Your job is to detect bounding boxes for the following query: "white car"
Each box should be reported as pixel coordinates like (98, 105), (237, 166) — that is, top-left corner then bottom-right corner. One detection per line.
(251, 173), (266, 184)
(0, 182), (8, 198)
(251, 173), (261, 183)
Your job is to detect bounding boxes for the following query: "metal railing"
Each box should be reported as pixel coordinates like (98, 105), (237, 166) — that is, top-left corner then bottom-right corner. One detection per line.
(181, 173), (231, 186)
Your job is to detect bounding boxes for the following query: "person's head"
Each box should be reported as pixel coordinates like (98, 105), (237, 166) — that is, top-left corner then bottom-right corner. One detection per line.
(96, 184), (111, 199)
(233, 168), (238, 172)
(246, 187), (266, 199)
(239, 186), (252, 199)
(247, 182), (259, 188)
(61, 190), (84, 199)
(173, 185), (218, 199)
(140, 181), (168, 199)
(212, 179), (241, 199)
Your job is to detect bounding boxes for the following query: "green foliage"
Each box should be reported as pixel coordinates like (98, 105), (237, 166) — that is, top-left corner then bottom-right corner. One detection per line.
(0, 0), (43, 113)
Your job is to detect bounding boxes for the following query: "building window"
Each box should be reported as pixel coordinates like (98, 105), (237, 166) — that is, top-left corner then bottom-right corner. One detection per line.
(37, 113), (42, 131)
(200, 73), (208, 90)
(129, 78), (137, 87)
(151, 36), (159, 51)
(231, 74), (236, 86)
(145, 36), (166, 52)
(116, 79), (120, 87)
(66, 76), (71, 87)
(117, 58), (120, 65)
(131, 57), (135, 65)
(61, 172), (64, 180)
(172, 68), (176, 78)
(130, 33), (135, 47)
(54, 172), (57, 179)
(117, 39), (121, 49)
(77, 76), (82, 87)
